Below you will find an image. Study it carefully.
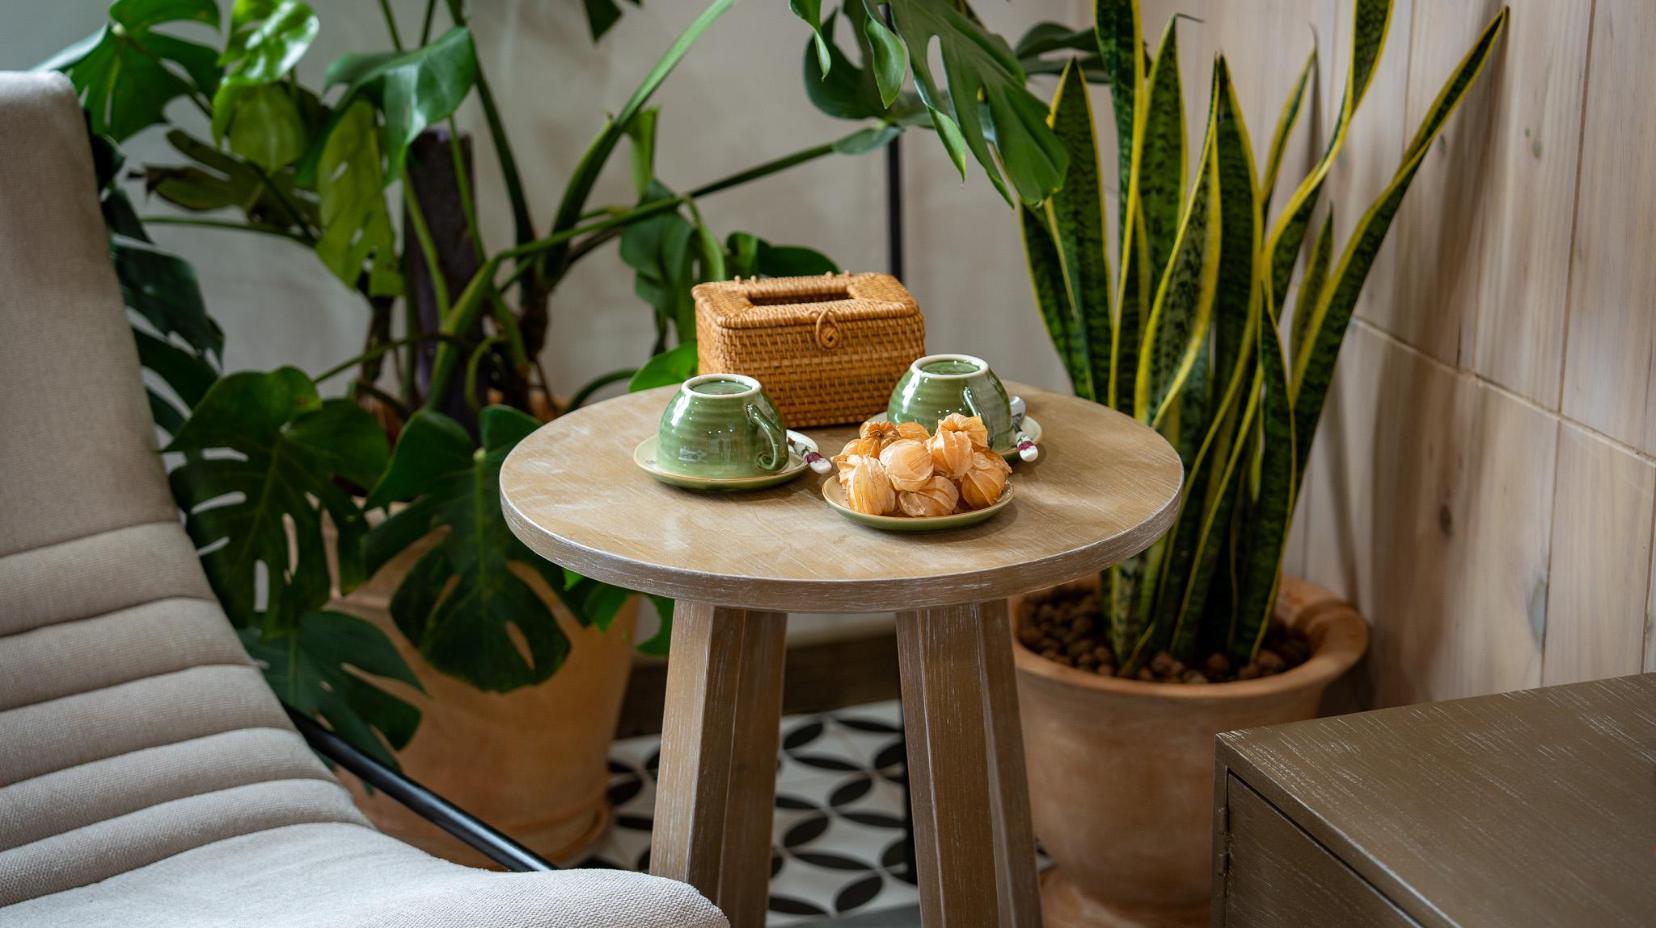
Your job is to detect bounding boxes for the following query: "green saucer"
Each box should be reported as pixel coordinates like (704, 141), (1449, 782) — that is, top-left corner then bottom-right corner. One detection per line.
(863, 412), (1042, 461)
(820, 478), (1014, 532)
(634, 435), (807, 491)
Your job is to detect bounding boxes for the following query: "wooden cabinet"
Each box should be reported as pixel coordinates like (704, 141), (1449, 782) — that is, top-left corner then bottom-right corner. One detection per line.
(1213, 673), (1656, 927)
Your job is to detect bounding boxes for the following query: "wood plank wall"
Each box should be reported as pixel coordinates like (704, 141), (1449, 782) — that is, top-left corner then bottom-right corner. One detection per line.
(1271, 0), (1656, 706)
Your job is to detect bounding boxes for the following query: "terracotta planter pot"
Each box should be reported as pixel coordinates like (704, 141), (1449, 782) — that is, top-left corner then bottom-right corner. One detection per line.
(328, 528), (638, 866)
(1010, 575), (1368, 927)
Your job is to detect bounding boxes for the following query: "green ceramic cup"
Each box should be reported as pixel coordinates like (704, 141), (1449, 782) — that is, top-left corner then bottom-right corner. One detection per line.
(887, 353), (1015, 451)
(657, 373), (788, 478)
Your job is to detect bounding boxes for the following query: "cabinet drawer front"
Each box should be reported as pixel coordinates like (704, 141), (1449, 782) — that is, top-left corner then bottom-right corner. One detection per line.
(1221, 775), (1421, 928)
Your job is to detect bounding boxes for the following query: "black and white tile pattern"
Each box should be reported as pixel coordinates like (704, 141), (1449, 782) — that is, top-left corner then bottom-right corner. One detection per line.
(576, 700), (918, 924)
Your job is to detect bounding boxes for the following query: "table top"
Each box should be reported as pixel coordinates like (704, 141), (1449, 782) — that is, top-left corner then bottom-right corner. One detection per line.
(1218, 672), (1656, 928)
(501, 382), (1182, 613)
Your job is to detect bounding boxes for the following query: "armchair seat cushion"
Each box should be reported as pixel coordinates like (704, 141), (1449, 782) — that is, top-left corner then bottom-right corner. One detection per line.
(1, 822), (726, 928)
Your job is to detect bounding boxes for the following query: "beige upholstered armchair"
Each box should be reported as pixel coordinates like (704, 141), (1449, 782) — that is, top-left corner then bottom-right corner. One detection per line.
(0, 71), (727, 928)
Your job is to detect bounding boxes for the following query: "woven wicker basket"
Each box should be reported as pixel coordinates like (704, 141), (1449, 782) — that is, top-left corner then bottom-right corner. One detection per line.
(693, 272), (926, 427)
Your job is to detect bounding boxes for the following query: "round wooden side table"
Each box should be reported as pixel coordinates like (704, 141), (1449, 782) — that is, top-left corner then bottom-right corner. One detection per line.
(502, 382), (1182, 927)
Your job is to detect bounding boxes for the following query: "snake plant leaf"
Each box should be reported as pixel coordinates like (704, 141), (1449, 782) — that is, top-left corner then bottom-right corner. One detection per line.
(1263, 0), (1392, 316)
(887, 0), (1067, 205)
(316, 101), (400, 296)
(1139, 20), (1187, 276)
(1036, 61), (1110, 400)
(859, 0), (908, 107)
(1020, 207), (1081, 394)
(1208, 57), (1259, 429)
(365, 406), (591, 692)
(1096, 0), (1144, 233)
(1137, 98), (1221, 427)
(1291, 7), (1507, 479)
(791, 0), (833, 76)
(1228, 308), (1295, 662)
(1290, 210), (1334, 364)
(324, 26), (477, 182)
(242, 610), (421, 770)
(166, 367), (387, 633)
(49, 0), (223, 141)
(1259, 45), (1316, 225)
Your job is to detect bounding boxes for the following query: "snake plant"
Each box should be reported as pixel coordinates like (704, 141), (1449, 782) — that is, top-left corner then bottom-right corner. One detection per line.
(1022, 0), (1508, 672)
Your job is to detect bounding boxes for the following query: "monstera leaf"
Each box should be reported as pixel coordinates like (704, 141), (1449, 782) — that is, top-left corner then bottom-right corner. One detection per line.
(209, 0), (319, 170)
(166, 368), (389, 632)
(145, 129), (320, 231)
(324, 26), (478, 182)
(885, 0), (1067, 206)
(364, 406), (630, 692)
(44, 0), (223, 141)
(316, 101), (400, 295)
(241, 609), (421, 769)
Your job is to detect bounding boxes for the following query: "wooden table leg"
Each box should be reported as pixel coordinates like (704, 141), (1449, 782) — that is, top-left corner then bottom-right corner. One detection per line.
(896, 599), (1042, 928)
(650, 602), (787, 927)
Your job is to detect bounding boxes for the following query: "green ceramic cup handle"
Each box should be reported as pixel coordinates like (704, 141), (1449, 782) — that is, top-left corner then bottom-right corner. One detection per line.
(961, 385), (983, 420)
(747, 402), (785, 471)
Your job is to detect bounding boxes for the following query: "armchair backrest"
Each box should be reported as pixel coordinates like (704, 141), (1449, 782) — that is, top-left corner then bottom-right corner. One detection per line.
(0, 72), (365, 908)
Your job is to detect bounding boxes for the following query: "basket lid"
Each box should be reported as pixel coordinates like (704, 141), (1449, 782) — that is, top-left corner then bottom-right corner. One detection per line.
(692, 272), (919, 330)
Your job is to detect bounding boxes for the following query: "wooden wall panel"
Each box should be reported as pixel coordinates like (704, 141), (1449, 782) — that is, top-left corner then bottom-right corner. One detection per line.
(1563, 0), (1656, 454)
(1302, 323), (1554, 706)
(1542, 424), (1655, 685)
(1383, 0), (1588, 407)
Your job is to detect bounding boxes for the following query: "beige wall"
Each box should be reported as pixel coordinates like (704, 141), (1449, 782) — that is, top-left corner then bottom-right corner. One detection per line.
(1287, 0), (1656, 707)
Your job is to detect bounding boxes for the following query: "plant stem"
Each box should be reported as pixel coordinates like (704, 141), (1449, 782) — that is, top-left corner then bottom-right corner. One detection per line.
(567, 367), (638, 410)
(402, 183), (451, 319)
(377, 0), (405, 50)
(419, 0), (440, 45)
(540, 0), (740, 278)
(444, 0), (534, 253)
(315, 331), (469, 384)
(141, 215), (312, 245)
(463, 335), (504, 412)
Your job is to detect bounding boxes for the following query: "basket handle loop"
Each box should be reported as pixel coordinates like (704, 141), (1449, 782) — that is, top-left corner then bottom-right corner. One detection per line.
(813, 307), (841, 351)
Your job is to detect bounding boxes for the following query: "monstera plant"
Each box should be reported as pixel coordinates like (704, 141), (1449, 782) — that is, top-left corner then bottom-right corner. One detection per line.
(47, 0), (1085, 766)
(1020, 0), (1508, 674)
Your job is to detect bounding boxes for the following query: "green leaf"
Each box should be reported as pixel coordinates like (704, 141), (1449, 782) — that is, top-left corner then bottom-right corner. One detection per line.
(859, 0), (907, 107)
(325, 26), (478, 181)
(1259, 45), (1315, 224)
(619, 182), (696, 340)
(725, 232), (838, 279)
(220, 0), (318, 85)
(1139, 19), (1187, 276)
(134, 329), (218, 409)
(363, 407), (578, 692)
(242, 610), (421, 769)
(1228, 308), (1294, 663)
(1289, 210), (1334, 364)
(629, 341), (699, 392)
(1262, 0), (1392, 316)
(316, 101), (399, 295)
(1097, 0), (1145, 234)
(624, 107), (659, 199)
(56, 13), (222, 141)
(115, 240), (223, 358)
(832, 123), (901, 155)
(887, 0), (1068, 205)
(146, 129), (319, 229)
(791, 0), (832, 76)
(222, 83), (307, 170)
(1026, 62), (1109, 401)
(803, 12), (884, 120)
(1136, 88), (1221, 427)
(1290, 7), (1507, 480)
(1209, 57), (1261, 427)
(1016, 21), (1103, 79)
(582, 0), (639, 42)
(166, 368), (389, 632)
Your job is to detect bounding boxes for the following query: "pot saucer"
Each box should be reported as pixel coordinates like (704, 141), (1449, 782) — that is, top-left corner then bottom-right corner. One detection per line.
(633, 435), (808, 491)
(863, 412), (1043, 461)
(821, 478), (1013, 532)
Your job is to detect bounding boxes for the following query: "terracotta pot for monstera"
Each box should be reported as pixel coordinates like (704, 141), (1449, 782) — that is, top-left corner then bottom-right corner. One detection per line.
(328, 527), (638, 866)
(1010, 575), (1367, 927)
